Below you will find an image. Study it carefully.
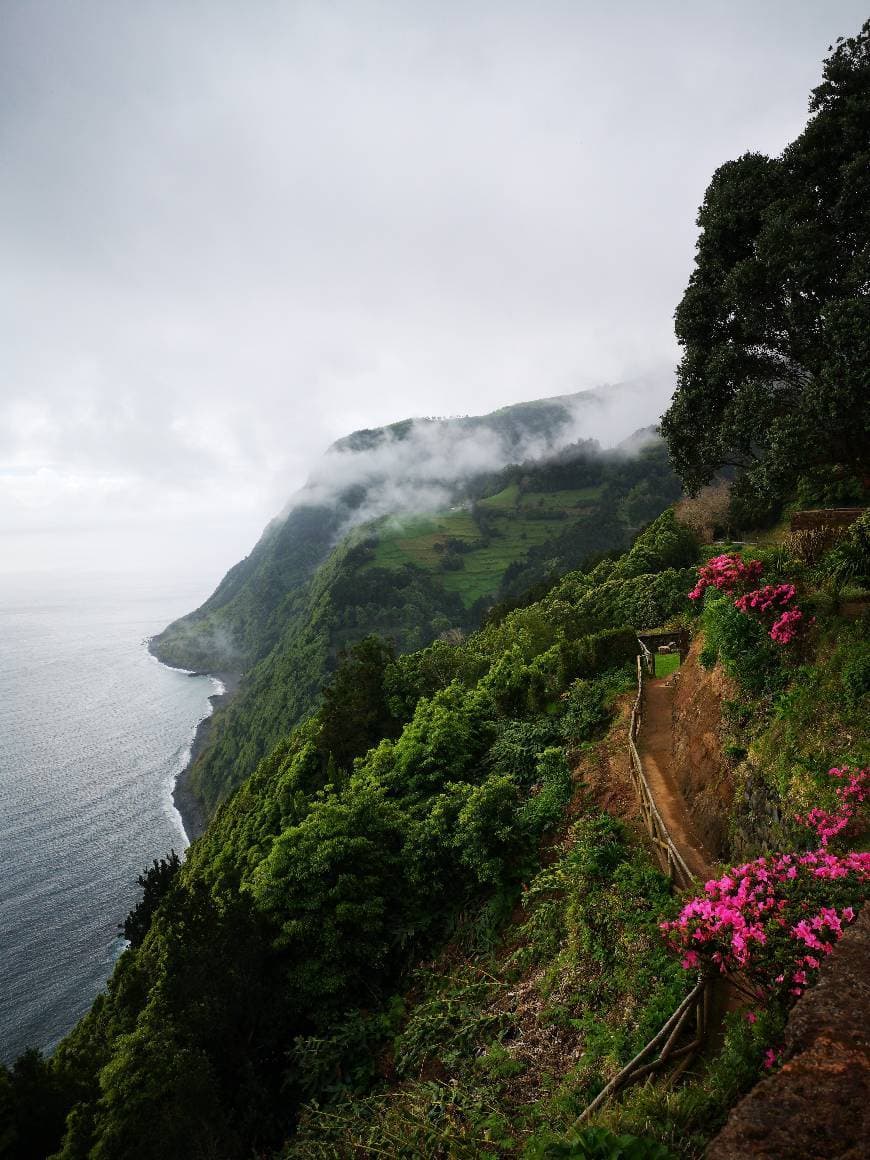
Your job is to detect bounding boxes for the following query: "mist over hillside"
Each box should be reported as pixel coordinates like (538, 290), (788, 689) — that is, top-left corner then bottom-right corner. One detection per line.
(285, 376), (674, 533)
(152, 378), (675, 677)
(148, 380), (683, 821)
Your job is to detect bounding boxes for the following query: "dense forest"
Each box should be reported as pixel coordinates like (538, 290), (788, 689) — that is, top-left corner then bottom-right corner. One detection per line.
(2, 21), (868, 1160)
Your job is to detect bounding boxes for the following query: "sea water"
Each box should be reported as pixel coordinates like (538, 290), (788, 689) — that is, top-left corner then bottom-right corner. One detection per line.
(0, 572), (219, 1063)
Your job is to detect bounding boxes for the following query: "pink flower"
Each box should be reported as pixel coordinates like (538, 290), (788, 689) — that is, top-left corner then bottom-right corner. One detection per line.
(660, 817), (869, 1004)
(796, 768), (868, 846)
(770, 609), (804, 644)
(735, 584), (797, 615)
(688, 554), (764, 600)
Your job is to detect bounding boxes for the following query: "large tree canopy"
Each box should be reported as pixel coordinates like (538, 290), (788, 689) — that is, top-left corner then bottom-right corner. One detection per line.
(661, 21), (870, 508)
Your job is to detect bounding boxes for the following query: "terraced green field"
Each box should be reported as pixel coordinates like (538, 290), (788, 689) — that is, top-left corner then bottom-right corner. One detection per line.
(370, 510), (480, 569)
(368, 484), (604, 606)
(478, 484), (602, 512)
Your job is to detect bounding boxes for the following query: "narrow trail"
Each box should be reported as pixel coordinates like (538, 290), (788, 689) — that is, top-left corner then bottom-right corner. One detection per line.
(638, 670), (746, 1041)
(638, 673), (714, 883)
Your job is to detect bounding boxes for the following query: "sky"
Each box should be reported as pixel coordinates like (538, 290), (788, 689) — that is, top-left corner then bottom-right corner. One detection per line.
(1, 0), (866, 584)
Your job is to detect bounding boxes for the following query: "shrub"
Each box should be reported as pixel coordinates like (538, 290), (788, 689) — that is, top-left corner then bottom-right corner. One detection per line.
(842, 645), (870, 707)
(533, 1127), (676, 1159)
(819, 509), (870, 589)
(453, 775), (522, 885)
(487, 717), (563, 783)
(674, 481), (732, 543)
(662, 847), (869, 1002)
(611, 510), (698, 580)
(122, 851), (182, 949)
(561, 678), (615, 743)
(700, 595), (786, 694)
(518, 748), (573, 840)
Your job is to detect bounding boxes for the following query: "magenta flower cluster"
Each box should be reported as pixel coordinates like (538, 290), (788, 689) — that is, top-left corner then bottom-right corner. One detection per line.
(688, 553), (809, 645)
(796, 766), (869, 847)
(768, 609), (806, 644)
(733, 584), (797, 614)
(733, 582), (806, 643)
(762, 1047), (780, 1070)
(688, 554), (763, 601)
(661, 849), (869, 1000)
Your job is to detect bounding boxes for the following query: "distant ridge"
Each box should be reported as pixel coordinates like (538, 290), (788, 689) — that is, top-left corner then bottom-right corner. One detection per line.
(150, 378), (681, 821)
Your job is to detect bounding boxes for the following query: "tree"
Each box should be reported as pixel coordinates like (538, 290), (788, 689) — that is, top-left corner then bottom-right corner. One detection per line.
(674, 481), (733, 542)
(317, 636), (401, 771)
(0, 1049), (71, 1160)
(660, 22), (870, 511)
(122, 850), (181, 949)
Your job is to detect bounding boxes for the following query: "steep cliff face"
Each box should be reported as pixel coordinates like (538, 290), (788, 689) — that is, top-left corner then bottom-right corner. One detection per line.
(666, 636), (804, 864)
(709, 907), (870, 1159)
(668, 638), (735, 861)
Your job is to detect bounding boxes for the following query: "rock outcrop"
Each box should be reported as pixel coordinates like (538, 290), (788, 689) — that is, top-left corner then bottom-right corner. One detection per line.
(708, 906), (870, 1159)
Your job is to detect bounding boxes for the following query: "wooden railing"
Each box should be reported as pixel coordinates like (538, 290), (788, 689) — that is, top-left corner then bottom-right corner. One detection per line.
(570, 973), (713, 1129)
(628, 656), (694, 890)
(569, 649), (716, 1126)
(637, 639), (654, 675)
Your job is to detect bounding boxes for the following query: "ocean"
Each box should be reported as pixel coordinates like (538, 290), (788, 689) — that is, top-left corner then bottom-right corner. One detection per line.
(0, 572), (219, 1064)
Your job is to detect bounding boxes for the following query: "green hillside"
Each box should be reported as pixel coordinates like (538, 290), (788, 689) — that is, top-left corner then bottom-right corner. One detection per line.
(148, 389), (601, 675)
(7, 502), (868, 1160)
(158, 431), (683, 823)
(151, 385), (671, 677)
(369, 486), (605, 606)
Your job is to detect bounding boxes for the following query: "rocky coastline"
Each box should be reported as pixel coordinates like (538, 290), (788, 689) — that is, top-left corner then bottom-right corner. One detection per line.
(174, 670), (240, 842)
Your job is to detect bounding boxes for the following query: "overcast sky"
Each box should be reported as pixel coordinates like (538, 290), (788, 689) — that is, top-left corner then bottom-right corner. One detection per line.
(1, 1), (865, 584)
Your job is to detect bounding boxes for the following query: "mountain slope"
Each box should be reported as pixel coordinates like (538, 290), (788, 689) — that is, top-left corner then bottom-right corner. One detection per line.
(151, 386), (683, 821)
(32, 511), (701, 1160)
(150, 379), (672, 674)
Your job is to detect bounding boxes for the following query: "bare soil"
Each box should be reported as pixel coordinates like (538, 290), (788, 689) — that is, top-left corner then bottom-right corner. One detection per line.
(638, 674), (715, 881)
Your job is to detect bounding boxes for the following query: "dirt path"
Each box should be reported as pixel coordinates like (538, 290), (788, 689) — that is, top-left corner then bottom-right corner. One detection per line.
(638, 674), (714, 882)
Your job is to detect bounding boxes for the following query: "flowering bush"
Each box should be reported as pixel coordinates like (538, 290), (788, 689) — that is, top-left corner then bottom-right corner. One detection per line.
(733, 584), (797, 614)
(662, 762), (869, 1004)
(768, 609), (806, 644)
(688, 556), (811, 645)
(661, 849), (869, 1001)
(688, 554), (763, 601)
(796, 766), (869, 847)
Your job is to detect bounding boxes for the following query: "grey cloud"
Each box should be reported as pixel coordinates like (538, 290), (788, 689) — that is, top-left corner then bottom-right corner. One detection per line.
(293, 374), (674, 534)
(1, 0), (865, 576)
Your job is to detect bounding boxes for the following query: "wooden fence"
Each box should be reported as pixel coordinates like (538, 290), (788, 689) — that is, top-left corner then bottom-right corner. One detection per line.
(570, 974), (712, 1128)
(568, 651), (715, 1125)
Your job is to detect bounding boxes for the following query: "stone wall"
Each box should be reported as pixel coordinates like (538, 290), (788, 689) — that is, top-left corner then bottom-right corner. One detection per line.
(708, 907), (870, 1159)
(790, 507), (865, 531)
